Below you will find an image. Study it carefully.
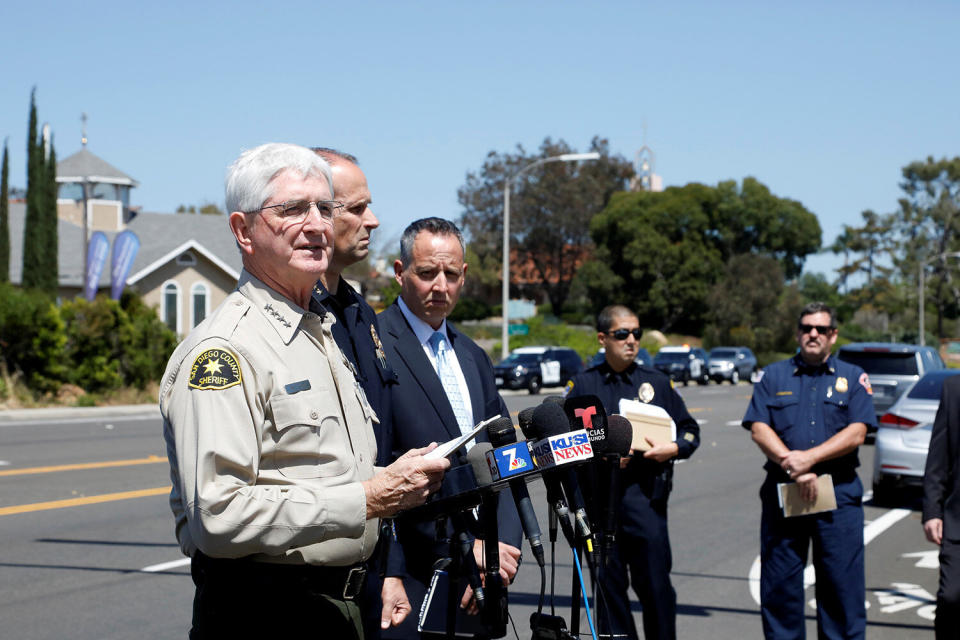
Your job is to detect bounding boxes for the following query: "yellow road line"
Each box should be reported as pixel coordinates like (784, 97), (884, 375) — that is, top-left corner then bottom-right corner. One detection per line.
(0, 486), (171, 516)
(0, 455), (166, 477)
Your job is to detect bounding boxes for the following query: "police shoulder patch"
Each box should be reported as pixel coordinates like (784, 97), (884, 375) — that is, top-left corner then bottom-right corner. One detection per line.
(562, 380), (574, 398)
(189, 348), (242, 390)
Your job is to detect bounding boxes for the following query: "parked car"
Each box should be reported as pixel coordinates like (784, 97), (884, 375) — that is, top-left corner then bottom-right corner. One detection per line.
(653, 346), (709, 386)
(836, 342), (945, 425)
(587, 347), (653, 368)
(872, 369), (960, 503)
(707, 346), (758, 384)
(493, 346), (583, 394)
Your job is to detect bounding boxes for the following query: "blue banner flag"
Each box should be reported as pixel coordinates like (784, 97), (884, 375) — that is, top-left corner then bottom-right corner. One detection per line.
(83, 231), (110, 301)
(110, 230), (140, 300)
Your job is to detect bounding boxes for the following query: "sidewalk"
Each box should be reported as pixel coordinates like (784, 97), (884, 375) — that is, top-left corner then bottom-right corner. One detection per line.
(0, 403), (160, 422)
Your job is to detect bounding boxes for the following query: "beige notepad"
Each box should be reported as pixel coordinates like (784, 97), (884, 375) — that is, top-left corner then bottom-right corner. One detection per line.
(618, 398), (676, 452)
(777, 474), (837, 517)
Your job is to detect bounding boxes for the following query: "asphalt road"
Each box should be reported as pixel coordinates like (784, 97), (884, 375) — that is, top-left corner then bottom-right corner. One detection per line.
(0, 384), (940, 639)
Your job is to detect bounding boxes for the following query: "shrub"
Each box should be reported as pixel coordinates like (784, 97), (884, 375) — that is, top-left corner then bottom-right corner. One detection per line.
(0, 283), (66, 391)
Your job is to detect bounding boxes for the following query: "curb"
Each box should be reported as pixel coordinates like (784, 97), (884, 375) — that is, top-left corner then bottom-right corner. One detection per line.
(0, 404), (160, 423)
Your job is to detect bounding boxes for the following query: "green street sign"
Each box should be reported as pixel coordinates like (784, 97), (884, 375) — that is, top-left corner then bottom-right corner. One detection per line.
(508, 324), (529, 336)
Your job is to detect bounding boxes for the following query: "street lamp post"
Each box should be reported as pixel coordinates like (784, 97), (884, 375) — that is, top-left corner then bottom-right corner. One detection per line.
(501, 152), (600, 361)
(918, 251), (960, 346)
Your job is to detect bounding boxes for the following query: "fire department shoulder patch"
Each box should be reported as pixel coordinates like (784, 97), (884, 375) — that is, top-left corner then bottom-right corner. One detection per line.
(189, 348), (242, 390)
(858, 372), (872, 395)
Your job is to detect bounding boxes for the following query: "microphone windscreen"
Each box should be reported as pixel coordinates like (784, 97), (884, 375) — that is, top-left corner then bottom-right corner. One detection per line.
(517, 407), (536, 439)
(563, 394), (608, 432)
(530, 401), (569, 438)
(466, 442), (494, 485)
(543, 395), (566, 406)
(486, 416), (517, 447)
(604, 414), (634, 456)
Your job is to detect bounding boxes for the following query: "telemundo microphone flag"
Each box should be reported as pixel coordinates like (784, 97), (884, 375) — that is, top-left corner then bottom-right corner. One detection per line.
(110, 230), (140, 300)
(83, 231), (110, 301)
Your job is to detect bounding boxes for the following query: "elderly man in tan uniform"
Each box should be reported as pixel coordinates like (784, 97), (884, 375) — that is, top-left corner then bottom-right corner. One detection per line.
(160, 143), (450, 639)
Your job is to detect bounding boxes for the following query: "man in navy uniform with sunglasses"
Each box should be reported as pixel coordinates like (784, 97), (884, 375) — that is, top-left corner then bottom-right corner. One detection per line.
(564, 304), (700, 640)
(742, 302), (875, 640)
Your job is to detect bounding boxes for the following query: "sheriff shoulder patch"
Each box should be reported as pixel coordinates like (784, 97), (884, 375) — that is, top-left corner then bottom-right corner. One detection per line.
(189, 348), (242, 390)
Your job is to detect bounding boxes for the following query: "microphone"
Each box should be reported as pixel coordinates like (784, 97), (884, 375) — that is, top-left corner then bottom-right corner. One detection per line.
(486, 417), (546, 568)
(467, 444), (508, 636)
(530, 402), (594, 544)
(596, 414), (632, 560)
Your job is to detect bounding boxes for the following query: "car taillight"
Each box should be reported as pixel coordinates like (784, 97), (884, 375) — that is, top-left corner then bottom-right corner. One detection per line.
(879, 412), (920, 428)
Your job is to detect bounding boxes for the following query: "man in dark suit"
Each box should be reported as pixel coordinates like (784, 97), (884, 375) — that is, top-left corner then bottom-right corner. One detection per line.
(923, 374), (960, 639)
(378, 217), (522, 639)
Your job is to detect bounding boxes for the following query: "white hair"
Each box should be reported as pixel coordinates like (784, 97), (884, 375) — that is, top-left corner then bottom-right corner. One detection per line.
(225, 143), (334, 214)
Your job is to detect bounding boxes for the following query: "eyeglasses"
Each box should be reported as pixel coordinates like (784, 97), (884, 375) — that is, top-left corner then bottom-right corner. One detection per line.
(607, 328), (642, 341)
(248, 199), (344, 222)
(798, 324), (834, 335)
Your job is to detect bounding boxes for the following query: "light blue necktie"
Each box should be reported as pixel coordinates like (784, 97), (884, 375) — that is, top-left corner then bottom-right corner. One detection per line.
(429, 331), (473, 438)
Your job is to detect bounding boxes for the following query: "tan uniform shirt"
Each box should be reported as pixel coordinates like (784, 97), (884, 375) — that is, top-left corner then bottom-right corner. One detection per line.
(160, 271), (379, 566)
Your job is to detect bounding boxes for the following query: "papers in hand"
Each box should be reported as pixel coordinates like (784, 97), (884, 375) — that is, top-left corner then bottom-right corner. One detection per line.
(777, 474), (837, 517)
(619, 398), (676, 452)
(423, 416), (499, 460)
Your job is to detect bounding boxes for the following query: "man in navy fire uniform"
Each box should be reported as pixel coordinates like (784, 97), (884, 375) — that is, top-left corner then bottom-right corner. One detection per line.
(564, 304), (700, 640)
(742, 301), (875, 640)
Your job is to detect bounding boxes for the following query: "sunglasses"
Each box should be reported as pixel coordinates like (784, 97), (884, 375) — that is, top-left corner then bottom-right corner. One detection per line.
(607, 328), (642, 341)
(798, 324), (834, 335)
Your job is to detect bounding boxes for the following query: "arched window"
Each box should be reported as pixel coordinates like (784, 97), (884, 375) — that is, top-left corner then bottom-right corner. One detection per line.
(162, 281), (181, 334)
(191, 282), (210, 328)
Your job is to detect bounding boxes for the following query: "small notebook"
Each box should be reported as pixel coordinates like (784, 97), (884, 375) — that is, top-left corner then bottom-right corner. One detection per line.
(777, 474), (837, 517)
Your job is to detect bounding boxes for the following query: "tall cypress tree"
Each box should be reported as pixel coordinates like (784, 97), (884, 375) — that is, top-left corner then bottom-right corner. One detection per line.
(41, 138), (58, 293)
(22, 88), (42, 290)
(0, 139), (10, 283)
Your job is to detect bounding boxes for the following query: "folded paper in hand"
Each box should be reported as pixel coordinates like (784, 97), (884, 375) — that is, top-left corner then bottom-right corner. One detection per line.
(618, 398), (676, 452)
(423, 416), (499, 460)
(777, 474), (837, 517)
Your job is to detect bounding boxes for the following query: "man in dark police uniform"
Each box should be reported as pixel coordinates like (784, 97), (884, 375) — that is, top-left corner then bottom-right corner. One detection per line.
(564, 304), (700, 640)
(308, 148), (403, 637)
(742, 301), (875, 640)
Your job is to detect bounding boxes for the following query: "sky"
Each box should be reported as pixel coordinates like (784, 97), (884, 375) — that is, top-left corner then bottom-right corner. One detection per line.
(3, 1), (959, 279)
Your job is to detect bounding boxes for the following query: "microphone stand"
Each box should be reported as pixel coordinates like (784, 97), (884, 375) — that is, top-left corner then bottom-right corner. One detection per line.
(479, 490), (507, 638)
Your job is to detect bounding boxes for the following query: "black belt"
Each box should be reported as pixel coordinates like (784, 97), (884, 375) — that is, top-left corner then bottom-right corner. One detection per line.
(194, 552), (368, 601)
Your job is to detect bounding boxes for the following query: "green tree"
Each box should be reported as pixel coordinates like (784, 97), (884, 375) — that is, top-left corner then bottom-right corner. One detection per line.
(22, 89), (43, 290)
(893, 156), (960, 340)
(40, 140), (58, 292)
(0, 283), (66, 391)
(830, 209), (894, 290)
(0, 139), (9, 283)
(704, 254), (784, 352)
(583, 180), (820, 333)
(21, 89), (58, 295)
(457, 136), (635, 316)
(177, 202), (224, 215)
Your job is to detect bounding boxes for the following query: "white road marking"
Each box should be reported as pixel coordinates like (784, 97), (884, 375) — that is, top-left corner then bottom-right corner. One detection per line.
(748, 507), (911, 605)
(0, 460), (10, 466)
(725, 420), (742, 427)
(141, 557), (191, 572)
(902, 551), (941, 569)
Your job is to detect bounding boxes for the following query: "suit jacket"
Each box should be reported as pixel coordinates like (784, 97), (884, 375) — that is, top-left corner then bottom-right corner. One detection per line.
(924, 374), (960, 540)
(378, 301), (522, 581)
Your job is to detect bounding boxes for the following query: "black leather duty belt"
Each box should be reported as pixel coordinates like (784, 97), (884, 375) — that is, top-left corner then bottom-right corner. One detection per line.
(194, 552), (368, 601)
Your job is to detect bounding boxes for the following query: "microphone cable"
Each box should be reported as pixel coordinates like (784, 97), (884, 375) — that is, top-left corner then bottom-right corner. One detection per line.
(572, 547), (599, 640)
